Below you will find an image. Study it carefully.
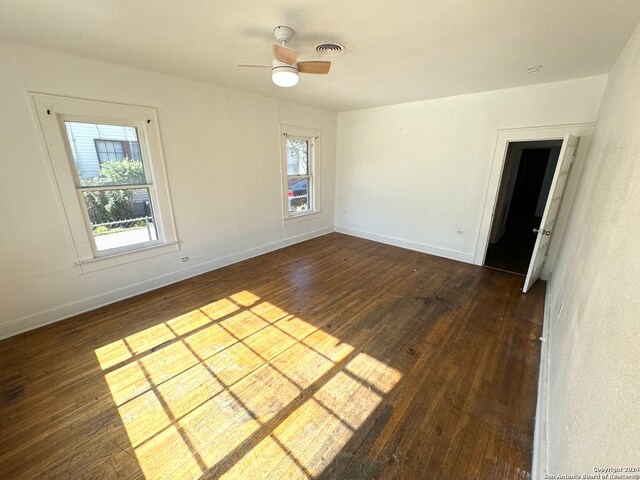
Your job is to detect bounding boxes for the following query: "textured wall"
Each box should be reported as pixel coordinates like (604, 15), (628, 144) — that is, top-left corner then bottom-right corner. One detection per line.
(544, 22), (640, 473)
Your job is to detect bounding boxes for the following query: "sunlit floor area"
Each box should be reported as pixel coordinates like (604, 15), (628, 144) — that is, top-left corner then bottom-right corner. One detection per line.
(0, 233), (544, 479)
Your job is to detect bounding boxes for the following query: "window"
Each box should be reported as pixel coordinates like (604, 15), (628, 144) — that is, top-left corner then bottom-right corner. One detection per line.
(32, 94), (179, 273)
(67, 122), (156, 252)
(95, 139), (142, 162)
(280, 125), (320, 222)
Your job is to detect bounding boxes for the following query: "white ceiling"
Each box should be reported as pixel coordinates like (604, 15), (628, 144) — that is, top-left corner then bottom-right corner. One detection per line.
(1, 0), (639, 111)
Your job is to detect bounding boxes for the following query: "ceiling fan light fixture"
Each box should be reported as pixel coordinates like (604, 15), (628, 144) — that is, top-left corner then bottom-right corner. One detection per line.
(238, 27), (331, 86)
(272, 63), (299, 87)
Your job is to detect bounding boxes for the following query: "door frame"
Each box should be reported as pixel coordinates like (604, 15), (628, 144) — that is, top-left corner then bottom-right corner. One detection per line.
(474, 123), (594, 266)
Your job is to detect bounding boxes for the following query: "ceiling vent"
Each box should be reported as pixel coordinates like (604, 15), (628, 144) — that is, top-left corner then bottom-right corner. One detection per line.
(314, 42), (345, 57)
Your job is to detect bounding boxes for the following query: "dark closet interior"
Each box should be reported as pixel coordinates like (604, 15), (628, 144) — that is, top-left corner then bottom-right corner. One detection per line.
(485, 143), (561, 274)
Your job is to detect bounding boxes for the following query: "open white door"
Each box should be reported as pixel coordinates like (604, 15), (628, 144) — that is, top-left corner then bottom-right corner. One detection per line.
(522, 134), (579, 293)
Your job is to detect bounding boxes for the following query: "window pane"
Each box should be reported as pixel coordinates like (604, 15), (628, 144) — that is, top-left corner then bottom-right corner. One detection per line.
(130, 141), (142, 160)
(82, 188), (158, 251)
(286, 138), (308, 175)
(64, 122), (148, 186)
(288, 177), (310, 213)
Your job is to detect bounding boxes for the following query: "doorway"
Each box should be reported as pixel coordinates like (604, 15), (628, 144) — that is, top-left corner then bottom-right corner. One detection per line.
(484, 140), (563, 274)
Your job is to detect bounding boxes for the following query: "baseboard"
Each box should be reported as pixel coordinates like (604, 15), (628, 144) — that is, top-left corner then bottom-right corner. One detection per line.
(531, 285), (552, 479)
(0, 227), (333, 340)
(334, 226), (475, 264)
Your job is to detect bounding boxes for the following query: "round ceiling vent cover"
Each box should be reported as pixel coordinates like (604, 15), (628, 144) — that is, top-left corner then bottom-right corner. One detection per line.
(314, 42), (345, 57)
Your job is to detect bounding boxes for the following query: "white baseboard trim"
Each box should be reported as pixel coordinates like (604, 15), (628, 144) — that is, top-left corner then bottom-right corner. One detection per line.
(335, 226), (474, 264)
(0, 227), (333, 340)
(531, 285), (552, 479)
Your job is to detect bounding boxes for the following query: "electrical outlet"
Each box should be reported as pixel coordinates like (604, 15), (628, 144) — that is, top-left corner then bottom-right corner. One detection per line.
(456, 230), (464, 236)
(181, 256), (190, 262)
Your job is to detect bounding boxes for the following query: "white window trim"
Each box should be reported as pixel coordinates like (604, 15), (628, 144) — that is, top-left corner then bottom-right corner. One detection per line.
(31, 93), (180, 273)
(279, 125), (321, 225)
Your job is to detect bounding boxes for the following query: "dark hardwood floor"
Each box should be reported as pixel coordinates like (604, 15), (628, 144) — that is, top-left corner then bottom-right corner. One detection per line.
(0, 233), (544, 479)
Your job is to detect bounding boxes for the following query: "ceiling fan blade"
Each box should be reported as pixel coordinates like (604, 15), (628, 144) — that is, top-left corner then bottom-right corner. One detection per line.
(273, 44), (298, 65)
(237, 63), (271, 68)
(298, 61), (331, 74)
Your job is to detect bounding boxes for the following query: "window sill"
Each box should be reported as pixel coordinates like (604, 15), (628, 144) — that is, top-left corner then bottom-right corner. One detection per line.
(74, 241), (180, 274)
(282, 211), (320, 225)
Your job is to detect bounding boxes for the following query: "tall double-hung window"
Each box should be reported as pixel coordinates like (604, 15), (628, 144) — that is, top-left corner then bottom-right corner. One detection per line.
(32, 94), (179, 272)
(280, 125), (320, 223)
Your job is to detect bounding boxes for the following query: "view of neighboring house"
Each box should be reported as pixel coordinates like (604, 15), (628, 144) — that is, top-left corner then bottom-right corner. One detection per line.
(64, 122), (155, 250)
(65, 122), (141, 178)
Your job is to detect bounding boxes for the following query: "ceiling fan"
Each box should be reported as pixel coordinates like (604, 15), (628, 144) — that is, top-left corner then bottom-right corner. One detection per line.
(238, 26), (331, 88)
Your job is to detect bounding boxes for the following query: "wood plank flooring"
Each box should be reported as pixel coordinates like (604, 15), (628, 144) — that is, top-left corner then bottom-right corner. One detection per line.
(0, 233), (545, 479)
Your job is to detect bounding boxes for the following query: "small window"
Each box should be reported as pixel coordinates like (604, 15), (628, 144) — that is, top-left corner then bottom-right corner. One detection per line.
(94, 138), (142, 163)
(32, 94), (179, 272)
(280, 125), (320, 222)
(95, 139), (124, 162)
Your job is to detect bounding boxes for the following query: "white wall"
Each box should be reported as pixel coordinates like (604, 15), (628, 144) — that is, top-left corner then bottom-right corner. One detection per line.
(334, 76), (607, 263)
(539, 22), (640, 475)
(0, 41), (337, 339)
